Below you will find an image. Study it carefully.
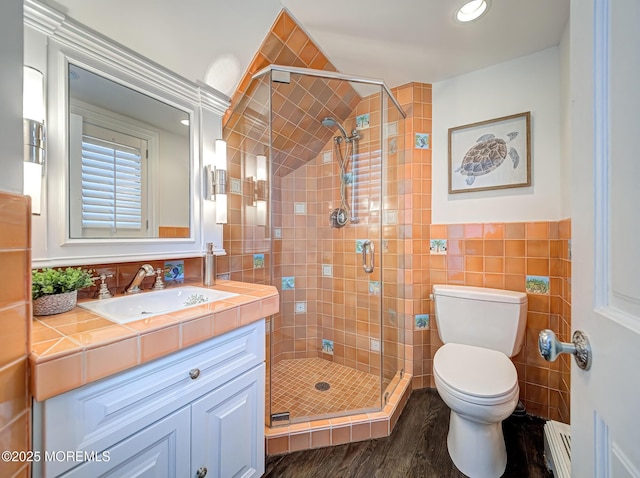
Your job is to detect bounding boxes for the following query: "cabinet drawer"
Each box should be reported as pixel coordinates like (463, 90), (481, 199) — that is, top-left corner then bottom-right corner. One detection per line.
(35, 320), (265, 477)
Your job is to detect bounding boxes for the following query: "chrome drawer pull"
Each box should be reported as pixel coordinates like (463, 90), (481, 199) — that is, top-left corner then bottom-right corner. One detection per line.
(189, 368), (201, 380)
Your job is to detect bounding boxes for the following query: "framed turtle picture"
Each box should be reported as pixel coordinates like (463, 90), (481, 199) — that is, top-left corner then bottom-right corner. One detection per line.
(448, 111), (531, 194)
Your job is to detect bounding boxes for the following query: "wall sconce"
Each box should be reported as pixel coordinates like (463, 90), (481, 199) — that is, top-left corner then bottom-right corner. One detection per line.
(255, 155), (267, 226)
(205, 139), (228, 224)
(23, 66), (46, 215)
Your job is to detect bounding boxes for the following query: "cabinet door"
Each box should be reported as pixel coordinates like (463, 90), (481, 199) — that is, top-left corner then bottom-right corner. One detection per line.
(60, 407), (190, 478)
(191, 364), (265, 478)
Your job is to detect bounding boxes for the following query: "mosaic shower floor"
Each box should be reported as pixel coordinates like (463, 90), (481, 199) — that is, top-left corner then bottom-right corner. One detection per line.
(268, 358), (381, 421)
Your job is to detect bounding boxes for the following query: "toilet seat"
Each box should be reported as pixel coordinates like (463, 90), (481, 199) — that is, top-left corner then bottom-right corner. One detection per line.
(434, 343), (518, 406)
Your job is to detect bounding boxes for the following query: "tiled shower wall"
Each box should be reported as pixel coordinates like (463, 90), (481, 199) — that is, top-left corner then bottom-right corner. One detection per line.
(271, 90), (405, 387)
(0, 192), (32, 478)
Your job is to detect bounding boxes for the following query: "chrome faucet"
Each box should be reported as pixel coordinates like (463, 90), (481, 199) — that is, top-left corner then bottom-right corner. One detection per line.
(125, 264), (155, 294)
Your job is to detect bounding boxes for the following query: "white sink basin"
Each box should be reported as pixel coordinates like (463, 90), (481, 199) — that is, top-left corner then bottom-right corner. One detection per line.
(77, 286), (239, 324)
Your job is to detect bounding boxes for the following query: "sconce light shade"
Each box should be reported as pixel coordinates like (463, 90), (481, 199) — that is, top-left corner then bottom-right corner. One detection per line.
(215, 192), (228, 224)
(205, 139), (227, 224)
(214, 139), (227, 170)
(254, 155), (267, 226)
(256, 155), (267, 182)
(23, 66), (45, 122)
(23, 66), (46, 215)
(23, 162), (42, 215)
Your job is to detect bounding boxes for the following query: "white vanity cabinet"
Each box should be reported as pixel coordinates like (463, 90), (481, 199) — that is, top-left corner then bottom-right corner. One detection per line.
(32, 320), (265, 478)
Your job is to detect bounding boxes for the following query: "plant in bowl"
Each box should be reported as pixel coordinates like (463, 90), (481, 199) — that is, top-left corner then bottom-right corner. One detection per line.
(32, 267), (95, 316)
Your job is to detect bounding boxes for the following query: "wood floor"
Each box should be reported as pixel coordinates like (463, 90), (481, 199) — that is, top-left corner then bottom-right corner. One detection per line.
(264, 388), (553, 478)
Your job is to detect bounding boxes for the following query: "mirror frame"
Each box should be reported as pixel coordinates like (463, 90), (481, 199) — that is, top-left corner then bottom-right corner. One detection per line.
(26, 0), (229, 267)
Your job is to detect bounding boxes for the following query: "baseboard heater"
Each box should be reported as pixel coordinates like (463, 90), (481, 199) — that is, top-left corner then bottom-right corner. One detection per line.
(544, 420), (571, 478)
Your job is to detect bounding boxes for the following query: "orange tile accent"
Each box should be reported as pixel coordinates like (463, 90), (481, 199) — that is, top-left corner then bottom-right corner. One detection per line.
(464, 224), (483, 239)
(527, 258), (550, 276)
(32, 353), (84, 401)
(505, 240), (526, 257)
(485, 257), (504, 273)
(0, 360), (28, 430)
(85, 338), (139, 382)
(213, 308), (240, 336)
(527, 240), (550, 258)
(289, 432), (311, 452)
(181, 316), (212, 348)
(0, 192), (31, 467)
(464, 239), (483, 255)
(483, 223), (505, 239)
(0, 306), (29, 364)
(140, 325), (181, 363)
(0, 194), (30, 249)
(266, 435), (289, 455)
(0, 411), (30, 477)
(0, 251), (29, 311)
(331, 425), (351, 445)
(505, 222), (526, 239)
(526, 222), (549, 239)
(484, 240), (504, 257)
(310, 428), (331, 448)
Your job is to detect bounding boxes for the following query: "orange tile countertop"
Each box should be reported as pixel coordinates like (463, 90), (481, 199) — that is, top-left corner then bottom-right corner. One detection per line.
(30, 280), (278, 402)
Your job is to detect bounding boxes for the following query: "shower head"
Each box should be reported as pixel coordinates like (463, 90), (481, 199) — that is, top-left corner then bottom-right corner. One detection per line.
(321, 116), (349, 140)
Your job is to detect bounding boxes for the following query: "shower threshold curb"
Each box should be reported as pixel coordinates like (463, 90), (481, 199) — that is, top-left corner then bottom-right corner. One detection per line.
(265, 373), (413, 455)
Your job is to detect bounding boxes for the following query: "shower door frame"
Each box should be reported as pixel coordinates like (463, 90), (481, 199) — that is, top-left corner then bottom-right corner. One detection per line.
(255, 65), (406, 427)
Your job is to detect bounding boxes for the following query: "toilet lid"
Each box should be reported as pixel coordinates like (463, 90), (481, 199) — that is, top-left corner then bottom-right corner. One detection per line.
(433, 343), (518, 398)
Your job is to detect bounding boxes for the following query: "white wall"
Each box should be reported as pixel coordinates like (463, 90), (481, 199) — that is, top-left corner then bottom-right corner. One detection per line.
(0, 0), (24, 193)
(432, 46), (566, 224)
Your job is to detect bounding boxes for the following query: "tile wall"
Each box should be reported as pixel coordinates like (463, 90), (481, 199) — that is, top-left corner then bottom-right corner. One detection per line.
(157, 226), (190, 238)
(271, 86), (405, 387)
(414, 220), (572, 421)
(70, 257), (203, 299)
(0, 192), (32, 478)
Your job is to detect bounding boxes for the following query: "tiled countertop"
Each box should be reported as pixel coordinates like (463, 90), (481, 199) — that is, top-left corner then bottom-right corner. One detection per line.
(30, 280), (278, 402)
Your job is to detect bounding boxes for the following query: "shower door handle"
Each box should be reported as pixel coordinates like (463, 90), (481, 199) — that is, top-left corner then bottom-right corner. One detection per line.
(362, 240), (374, 273)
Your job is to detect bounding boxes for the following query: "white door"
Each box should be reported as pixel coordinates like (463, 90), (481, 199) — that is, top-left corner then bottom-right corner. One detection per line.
(570, 0), (640, 476)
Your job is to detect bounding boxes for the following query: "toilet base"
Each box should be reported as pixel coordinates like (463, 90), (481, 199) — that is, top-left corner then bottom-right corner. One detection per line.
(446, 410), (507, 478)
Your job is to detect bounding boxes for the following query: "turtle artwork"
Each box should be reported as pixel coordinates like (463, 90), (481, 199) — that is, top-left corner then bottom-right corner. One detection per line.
(455, 132), (520, 186)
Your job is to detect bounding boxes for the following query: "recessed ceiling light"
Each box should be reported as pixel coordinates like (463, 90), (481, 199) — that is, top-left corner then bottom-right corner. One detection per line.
(456, 0), (488, 23)
(180, 119), (189, 126)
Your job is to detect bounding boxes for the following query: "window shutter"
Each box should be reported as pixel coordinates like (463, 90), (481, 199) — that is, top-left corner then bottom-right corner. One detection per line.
(81, 135), (142, 230)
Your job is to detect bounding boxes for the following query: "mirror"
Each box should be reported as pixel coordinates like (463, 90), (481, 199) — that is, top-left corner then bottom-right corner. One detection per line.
(67, 64), (191, 239)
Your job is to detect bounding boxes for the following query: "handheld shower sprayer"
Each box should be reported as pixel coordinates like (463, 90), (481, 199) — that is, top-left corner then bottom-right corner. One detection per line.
(320, 116), (360, 227)
(321, 116), (358, 143)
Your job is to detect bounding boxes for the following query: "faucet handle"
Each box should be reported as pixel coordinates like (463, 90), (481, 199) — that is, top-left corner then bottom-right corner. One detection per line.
(153, 268), (165, 290)
(95, 273), (114, 299)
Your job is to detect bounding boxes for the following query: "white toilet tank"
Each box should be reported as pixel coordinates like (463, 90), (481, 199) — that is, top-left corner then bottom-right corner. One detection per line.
(433, 285), (527, 357)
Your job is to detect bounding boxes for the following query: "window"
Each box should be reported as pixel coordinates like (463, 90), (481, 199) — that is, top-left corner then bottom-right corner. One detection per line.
(80, 135), (143, 230)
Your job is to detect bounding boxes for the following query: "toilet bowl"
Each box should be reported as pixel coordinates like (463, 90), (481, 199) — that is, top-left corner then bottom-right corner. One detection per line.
(434, 343), (519, 478)
(431, 285), (527, 478)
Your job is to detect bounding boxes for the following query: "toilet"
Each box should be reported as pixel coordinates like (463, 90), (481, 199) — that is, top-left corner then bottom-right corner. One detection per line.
(432, 284), (527, 478)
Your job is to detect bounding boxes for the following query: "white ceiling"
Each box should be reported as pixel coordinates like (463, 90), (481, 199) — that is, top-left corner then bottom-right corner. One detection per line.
(43, 0), (570, 97)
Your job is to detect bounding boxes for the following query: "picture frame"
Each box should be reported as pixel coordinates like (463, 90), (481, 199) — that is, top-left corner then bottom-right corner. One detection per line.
(448, 111), (531, 194)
